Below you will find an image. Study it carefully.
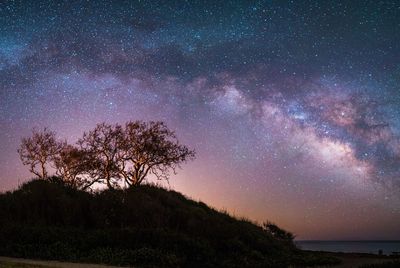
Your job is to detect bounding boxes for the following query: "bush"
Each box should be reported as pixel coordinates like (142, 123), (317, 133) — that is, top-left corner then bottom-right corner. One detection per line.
(359, 261), (400, 268)
(0, 179), (337, 267)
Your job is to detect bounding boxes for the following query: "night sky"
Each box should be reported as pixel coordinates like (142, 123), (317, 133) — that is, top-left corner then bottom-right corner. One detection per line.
(1, 0), (400, 240)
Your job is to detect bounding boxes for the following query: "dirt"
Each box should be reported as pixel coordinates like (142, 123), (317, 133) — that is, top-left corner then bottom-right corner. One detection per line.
(0, 257), (129, 268)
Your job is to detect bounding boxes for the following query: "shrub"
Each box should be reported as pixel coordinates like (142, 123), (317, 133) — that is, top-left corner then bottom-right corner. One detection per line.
(0, 179), (337, 267)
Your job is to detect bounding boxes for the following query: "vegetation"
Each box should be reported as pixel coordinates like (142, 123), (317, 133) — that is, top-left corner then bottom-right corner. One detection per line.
(359, 260), (400, 268)
(17, 128), (63, 180)
(18, 121), (195, 190)
(0, 179), (338, 267)
(12, 121), (341, 267)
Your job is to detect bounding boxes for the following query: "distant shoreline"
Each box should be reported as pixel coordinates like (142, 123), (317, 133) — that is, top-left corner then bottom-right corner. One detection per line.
(296, 240), (400, 242)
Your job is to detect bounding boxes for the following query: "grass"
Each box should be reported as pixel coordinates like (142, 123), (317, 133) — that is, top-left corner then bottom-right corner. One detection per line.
(0, 178), (340, 267)
(359, 260), (400, 267)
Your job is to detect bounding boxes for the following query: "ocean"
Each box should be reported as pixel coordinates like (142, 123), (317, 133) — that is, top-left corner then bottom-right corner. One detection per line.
(296, 241), (400, 255)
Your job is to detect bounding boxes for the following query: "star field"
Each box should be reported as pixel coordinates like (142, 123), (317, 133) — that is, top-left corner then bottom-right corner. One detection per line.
(1, 0), (400, 239)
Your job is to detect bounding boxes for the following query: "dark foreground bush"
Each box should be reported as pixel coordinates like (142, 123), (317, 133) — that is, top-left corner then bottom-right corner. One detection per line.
(290, 251), (342, 266)
(359, 260), (400, 268)
(0, 179), (338, 267)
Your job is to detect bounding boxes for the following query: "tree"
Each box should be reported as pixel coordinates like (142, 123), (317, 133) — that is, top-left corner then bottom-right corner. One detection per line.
(18, 121), (196, 190)
(18, 128), (64, 179)
(120, 121), (195, 187)
(53, 144), (91, 189)
(77, 123), (125, 189)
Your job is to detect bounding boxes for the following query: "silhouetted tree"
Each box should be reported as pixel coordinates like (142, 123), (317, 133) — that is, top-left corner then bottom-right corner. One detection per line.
(18, 128), (64, 179)
(120, 121), (196, 186)
(18, 121), (195, 190)
(54, 144), (91, 189)
(77, 123), (125, 189)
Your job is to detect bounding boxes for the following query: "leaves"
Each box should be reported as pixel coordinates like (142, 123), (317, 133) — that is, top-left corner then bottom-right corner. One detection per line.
(18, 121), (196, 190)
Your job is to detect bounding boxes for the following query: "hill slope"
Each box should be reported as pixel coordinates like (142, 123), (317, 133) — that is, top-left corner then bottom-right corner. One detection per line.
(0, 179), (338, 267)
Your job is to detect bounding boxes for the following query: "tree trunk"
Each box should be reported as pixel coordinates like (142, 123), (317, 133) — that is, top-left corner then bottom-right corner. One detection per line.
(41, 161), (47, 179)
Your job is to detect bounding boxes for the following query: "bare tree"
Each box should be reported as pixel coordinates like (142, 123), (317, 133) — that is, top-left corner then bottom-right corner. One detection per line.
(18, 128), (63, 179)
(18, 121), (195, 190)
(54, 144), (91, 189)
(120, 121), (195, 187)
(77, 123), (125, 189)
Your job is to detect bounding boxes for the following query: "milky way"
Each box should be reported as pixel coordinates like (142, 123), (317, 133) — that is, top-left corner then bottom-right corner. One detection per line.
(1, 1), (400, 239)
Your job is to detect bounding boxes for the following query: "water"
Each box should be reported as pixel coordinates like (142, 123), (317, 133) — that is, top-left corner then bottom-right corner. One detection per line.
(296, 241), (400, 255)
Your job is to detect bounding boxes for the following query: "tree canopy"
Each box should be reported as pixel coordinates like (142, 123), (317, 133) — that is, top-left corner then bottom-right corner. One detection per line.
(18, 128), (64, 179)
(18, 121), (195, 190)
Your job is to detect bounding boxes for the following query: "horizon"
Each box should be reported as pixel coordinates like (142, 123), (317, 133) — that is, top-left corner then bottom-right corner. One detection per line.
(1, 1), (400, 240)
(296, 240), (400, 242)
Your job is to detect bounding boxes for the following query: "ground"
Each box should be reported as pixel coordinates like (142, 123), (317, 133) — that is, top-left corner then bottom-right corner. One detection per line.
(1, 254), (396, 268)
(0, 257), (124, 268)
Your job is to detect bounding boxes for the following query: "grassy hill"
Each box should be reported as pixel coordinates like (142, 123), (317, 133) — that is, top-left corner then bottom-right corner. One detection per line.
(0, 178), (339, 267)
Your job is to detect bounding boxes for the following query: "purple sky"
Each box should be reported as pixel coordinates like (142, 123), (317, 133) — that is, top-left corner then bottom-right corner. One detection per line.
(1, 1), (400, 239)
